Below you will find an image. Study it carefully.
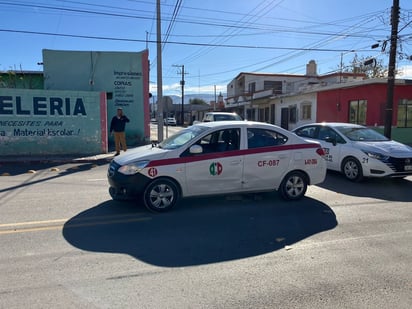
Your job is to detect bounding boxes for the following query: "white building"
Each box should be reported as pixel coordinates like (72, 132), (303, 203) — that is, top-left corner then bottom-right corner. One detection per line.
(225, 60), (365, 126)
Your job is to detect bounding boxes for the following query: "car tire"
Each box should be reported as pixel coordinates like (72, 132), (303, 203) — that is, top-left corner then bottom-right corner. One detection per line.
(109, 187), (135, 201)
(341, 157), (363, 182)
(143, 178), (180, 212)
(108, 187), (119, 200)
(279, 171), (308, 200)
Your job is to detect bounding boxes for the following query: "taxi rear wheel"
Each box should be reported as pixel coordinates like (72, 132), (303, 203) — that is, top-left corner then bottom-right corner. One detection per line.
(143, 178), (179, 212)
(279, 171), (308, 200)
(341, 157), (363, 182)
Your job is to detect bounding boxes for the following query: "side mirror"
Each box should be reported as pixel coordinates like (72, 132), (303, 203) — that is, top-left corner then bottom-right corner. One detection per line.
(325, 136), (337, 146)
(189, 145), (203, 154)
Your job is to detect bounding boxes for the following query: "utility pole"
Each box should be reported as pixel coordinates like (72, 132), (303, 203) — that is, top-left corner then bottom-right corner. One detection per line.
(214, 85), (217, 111)
(180, 65), (185, 126)
(156, 0), (164, 141)
(173, 64), (186, 126)
(384, 0), (400, 139)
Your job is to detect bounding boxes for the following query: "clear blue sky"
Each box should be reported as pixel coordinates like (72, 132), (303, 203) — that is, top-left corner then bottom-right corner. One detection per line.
(1, 0), (412, 96)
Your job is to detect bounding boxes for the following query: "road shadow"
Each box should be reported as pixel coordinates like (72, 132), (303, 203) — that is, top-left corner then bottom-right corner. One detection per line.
(63, 193), (337, 267)
(318, 171), (412, 202)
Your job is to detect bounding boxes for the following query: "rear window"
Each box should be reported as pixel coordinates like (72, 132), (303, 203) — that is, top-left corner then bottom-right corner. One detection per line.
(247, 128), (288, 149)
(295, 126), (316, 138)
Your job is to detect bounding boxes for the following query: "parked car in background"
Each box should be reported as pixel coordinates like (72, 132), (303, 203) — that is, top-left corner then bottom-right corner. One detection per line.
(108, 121), (326, 212)
(202, 112), (243, 122)
(164, 117), (177, 126)
(293, 122), (412, 181)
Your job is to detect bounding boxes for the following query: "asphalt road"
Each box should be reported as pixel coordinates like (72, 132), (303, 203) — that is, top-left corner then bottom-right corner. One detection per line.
(0, 161), (411, 309)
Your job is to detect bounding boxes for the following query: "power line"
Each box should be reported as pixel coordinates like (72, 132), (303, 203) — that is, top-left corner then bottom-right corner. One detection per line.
(0, 28), (374, 52)
(2, 0), (408, 86)
(0, 1), (389, 37)
(163, 0), (183, 46)
(0, 1), (152, 19)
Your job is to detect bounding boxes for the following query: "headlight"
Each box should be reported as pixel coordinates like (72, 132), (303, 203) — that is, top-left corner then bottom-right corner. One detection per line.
(118, 160), (150, 175)
(362, 150), (389, 161)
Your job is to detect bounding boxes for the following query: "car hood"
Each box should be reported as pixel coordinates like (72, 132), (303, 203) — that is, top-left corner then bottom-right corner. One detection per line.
(113, 144), (170, 165)
(355, 140), (412, 157)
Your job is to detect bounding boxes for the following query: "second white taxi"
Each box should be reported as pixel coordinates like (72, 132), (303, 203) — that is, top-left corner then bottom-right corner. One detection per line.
(108, 121), (326, 212)
(293, 122), (412, 181)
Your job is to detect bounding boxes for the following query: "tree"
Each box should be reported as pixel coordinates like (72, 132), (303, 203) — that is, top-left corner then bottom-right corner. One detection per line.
(341, 54), (388, 78)
(189, 98), (208, 105)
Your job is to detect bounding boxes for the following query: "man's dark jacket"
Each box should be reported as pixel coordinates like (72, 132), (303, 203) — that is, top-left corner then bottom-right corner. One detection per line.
(110, 115), (130, 133)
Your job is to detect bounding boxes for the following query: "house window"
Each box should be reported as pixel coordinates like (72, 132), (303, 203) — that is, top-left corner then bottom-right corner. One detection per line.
(301, 103), (312, 120)
(259, 108), (265, 122)
(247, 108), (256, 121)
(248, 82), (256, 93)
(289, 105), (297, 123)
(270, 104), (275, 124)
(264, 80), (282, 94)
(349, 100), (367, 125)
(397, 99), (412, 128)
(264, 107), (269, 122)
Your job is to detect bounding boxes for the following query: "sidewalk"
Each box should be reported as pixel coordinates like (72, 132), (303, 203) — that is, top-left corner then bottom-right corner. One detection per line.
(0, 124), (184, 165)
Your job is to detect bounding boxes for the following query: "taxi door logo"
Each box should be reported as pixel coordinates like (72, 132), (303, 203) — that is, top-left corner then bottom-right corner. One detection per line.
(209, 162), (223, 176)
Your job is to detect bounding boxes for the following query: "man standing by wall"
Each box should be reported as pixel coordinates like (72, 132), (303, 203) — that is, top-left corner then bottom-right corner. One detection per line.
(110, 108), (130, 156)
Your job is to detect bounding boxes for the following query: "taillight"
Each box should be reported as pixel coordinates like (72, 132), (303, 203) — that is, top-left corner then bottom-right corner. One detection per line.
(316, 147), (326, 157)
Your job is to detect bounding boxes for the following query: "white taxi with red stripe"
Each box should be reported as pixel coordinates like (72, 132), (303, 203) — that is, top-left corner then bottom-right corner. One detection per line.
(107, 121), (326, 212)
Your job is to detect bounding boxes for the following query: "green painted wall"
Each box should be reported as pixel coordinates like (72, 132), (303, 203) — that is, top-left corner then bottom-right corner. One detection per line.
(0, 88), (107, 156)
(42, 49), (150, 145)
(372, 127), (412, 145)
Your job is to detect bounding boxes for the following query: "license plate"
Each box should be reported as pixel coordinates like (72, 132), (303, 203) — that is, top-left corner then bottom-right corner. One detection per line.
(404, 165), (412, 171)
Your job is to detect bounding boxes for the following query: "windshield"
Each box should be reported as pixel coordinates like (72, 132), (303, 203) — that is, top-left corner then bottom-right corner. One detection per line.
(336, 126), (389, 142)
(158, 125), (209, 150)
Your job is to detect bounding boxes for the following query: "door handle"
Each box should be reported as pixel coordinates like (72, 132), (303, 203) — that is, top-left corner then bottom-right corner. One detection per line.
(230, 160), (241, 165)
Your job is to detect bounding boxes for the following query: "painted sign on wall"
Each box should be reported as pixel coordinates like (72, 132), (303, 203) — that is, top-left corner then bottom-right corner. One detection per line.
(0, 88), (107, 156)
(42, 49), (150, 144)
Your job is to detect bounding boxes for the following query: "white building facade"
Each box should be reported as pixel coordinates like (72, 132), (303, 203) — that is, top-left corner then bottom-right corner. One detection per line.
(225, 60), (365, 129)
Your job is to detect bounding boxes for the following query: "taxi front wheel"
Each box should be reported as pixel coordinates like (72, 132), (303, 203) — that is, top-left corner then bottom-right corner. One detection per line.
(143, 178), (179, 212)
(342, 157), (363, 182)
(279, 171), (308, 200)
